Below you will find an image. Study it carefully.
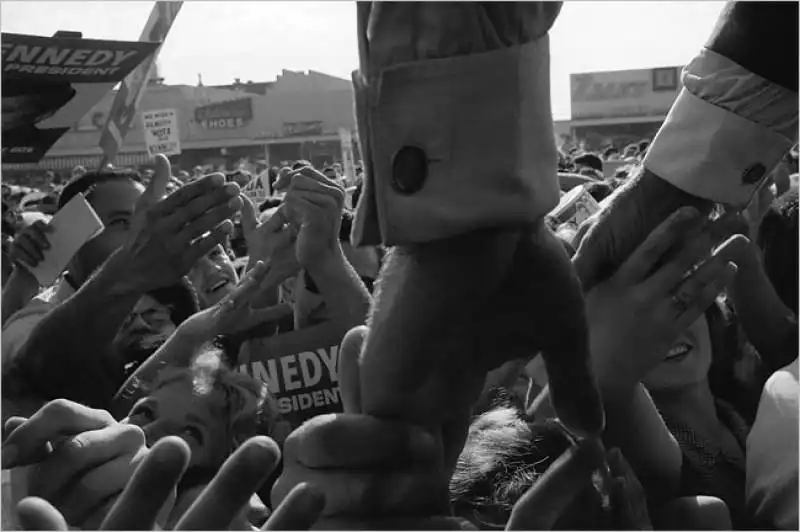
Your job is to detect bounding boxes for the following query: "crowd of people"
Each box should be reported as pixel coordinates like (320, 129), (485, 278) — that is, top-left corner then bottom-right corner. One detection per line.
(0, 133), (797, 529)
(2, 0), (799, 528)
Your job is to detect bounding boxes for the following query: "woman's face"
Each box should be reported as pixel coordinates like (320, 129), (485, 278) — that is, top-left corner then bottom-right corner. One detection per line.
(643, 315), (712, 392)
(125, 380), (229, 470)
(188, 245), (238, 308)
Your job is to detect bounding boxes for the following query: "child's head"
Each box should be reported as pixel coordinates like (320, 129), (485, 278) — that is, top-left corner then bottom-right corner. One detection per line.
(125, 347), (277, 471)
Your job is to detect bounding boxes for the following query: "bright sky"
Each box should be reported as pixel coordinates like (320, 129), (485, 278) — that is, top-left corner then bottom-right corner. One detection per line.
(1, 1), (725, 120)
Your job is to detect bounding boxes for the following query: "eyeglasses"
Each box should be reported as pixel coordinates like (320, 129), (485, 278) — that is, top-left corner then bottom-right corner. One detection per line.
(304, 269), (374, 294)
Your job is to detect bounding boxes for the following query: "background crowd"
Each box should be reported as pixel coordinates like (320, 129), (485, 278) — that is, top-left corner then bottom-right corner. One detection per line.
(0, 132), (797, 529)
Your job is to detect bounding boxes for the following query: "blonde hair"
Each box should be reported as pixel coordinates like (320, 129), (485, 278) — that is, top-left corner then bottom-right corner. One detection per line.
(152, 346), (280, 455)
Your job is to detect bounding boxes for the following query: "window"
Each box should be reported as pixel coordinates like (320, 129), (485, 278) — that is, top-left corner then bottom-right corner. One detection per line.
(652, 67), (679, 92)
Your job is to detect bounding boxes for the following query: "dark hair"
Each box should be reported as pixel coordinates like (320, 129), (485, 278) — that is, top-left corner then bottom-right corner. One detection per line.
(602, 146), (619, 159)
(292, 160), (312, 171)
(758, 189), (799, 315)
(258, 196), (283, 213)
(573, 153), (603, 173)
(58, 170), (142, 209)
(637, 140), (650, 156)
(584, 181), (614, 203)
(450, 408), (609, 529)
(149, 277), (201, 329)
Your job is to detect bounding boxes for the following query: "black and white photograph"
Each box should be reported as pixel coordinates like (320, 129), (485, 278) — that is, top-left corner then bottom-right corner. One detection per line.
(0, 1), (797, 531)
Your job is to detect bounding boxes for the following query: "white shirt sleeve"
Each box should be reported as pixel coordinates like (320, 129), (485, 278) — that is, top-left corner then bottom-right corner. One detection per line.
(644, 48), (797, 206)
(746, 359), (799, 530)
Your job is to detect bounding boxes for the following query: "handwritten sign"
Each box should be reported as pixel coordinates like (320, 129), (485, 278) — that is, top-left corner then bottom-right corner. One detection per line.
(141, 108), (180, 156)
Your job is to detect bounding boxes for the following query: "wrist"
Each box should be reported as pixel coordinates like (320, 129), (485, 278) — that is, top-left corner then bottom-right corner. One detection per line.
(101, 249), (149, 297)
(305, 243), (347, 277)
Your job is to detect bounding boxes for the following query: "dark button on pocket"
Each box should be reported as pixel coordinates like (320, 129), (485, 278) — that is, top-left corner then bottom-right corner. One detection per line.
(742, 163), (767, 185)
(391, 146), (428, 195)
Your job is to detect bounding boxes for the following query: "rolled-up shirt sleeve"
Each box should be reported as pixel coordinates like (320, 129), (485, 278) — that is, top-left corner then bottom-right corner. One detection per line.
(644, 2), (798, 207)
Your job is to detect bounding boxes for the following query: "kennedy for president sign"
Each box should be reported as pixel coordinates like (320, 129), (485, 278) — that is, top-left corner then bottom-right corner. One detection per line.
(141, 108), (180, 156)
(1, 32), (158, 163)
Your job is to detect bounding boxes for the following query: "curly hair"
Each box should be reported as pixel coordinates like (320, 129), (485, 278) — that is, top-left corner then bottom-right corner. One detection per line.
(151, 347), (280, 455)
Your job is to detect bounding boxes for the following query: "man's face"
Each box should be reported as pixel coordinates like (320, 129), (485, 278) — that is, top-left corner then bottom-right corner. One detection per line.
(72, 179), (145, 283)
(188, 244), (238, 308)
(113, 294), (177, 372)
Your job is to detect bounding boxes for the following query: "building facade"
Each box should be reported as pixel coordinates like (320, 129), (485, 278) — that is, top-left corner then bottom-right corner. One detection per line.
(2, 70), (358, 175)
(558, 66), (682, 151)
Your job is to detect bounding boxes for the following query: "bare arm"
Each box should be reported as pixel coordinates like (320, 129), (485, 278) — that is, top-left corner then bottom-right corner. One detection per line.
(2, 250), (142, 414)
(301, 247), (371, 330)
(530, 380), (681, 499)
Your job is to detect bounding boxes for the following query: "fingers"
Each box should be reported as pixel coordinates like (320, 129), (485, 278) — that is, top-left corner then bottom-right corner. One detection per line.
(2, 399), (115, 469)
(176, 436), (281, 530)
(174, 188), (241, 242)
(615, 207), (701, 284)
(240, 194), (259, 238)
(28, 424), (145, 514)
(183, 220), (235, 267)
(12, 224), (51, 266)
(272, 469), (443, 520)
(282, 413), (437, 470)
(507, 437), (605, 530)
(50, 452), (138, 526)
(339, 326), (367, 414)
(228, 261), (270, 306)
(156, 172), (229, 215)
(16, 497), (69, 531)
(668, 235), (746, 330)
(262, 483), (324, 530)
(138, 154), (171, 209)
(101, 436), (189, 531)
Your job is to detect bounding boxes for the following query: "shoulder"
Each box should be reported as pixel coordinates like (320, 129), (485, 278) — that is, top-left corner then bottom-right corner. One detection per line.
(1, 299), (54, 364)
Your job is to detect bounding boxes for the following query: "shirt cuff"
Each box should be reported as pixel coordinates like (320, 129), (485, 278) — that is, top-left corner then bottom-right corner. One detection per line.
(644, 88), (794, 206)
(683, 48), (798, 140)
(352, 36), (559, 246)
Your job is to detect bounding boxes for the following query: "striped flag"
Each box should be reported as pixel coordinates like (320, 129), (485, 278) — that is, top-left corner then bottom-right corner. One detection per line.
(98, 1), (183, 168)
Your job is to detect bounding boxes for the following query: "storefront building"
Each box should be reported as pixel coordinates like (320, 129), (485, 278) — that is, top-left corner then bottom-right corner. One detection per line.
(2, 70), (358, 176)
(559, 66), (682, 151)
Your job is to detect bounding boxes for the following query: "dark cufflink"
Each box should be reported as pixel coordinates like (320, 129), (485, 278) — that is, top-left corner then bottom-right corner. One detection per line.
(742, 163), (767, 185)
(391, 146), (428, 195)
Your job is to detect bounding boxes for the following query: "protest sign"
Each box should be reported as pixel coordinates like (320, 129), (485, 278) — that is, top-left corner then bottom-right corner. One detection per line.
(237, 318), (353, 430)
(339, 128), (356, 185)
(99, 1), (183, 166)
(1, 32), (158, 163)
(141, 108), (180, 156)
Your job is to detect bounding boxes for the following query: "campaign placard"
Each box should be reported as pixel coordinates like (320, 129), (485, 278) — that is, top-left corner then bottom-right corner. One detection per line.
(1, 32), (158, 163)
(141, 108), (180, 156)
(236, 318), (353, 431)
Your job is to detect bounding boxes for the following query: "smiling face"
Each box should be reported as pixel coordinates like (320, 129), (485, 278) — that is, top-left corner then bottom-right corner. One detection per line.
(188, 244), (238, 308)
(126, 378), (230, 470)
(643, 315), (713, 392)
(113, 294), (177, 373)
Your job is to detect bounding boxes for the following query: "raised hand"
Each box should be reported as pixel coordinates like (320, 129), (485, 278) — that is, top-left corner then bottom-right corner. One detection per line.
(181, 260), (293, 338)
(282, 166), (345, 270)
(572, 166), (715, 295)
(8, 219), (53, 273)
(584, 207), (747, 391)
(272, 325), (455, 528)
(16, 435), (323, 531)
(118, 154), (243, 293)
(2, 399), (150, 530)
(239, 195), (299, 283)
